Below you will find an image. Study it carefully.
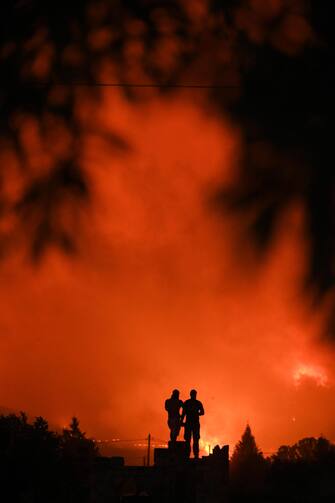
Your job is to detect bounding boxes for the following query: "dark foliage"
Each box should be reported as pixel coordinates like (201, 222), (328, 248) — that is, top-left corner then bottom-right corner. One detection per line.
(0, 412), (99, 503)
(267, 436), (335, 503)
(1, 413), (335, 502)
(215, 2), (334, 300)
(229, 428), (335, 503)
(230, 424), (267, 495)
(1, 1), (334, 334)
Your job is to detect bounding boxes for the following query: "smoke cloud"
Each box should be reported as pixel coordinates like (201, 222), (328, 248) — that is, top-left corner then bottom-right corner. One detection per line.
(1, 90), (334, 455)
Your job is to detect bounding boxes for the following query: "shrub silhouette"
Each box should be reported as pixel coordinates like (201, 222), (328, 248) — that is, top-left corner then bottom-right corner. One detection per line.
(270, 437), (335, 503)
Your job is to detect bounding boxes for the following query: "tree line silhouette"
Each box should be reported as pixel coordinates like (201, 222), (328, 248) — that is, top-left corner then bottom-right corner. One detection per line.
(0, 412), (98, 502)
(1, 411), (335, 502)
(230, 424), (335, 502)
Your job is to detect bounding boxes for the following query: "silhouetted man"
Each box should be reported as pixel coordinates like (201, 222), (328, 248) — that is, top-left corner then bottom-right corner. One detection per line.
(181, 389), (204, 459)
(165, 389), (183, 443)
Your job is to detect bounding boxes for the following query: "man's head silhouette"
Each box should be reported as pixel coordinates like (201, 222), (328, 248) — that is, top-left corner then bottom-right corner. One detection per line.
(190, 389), (197, 399)
(172, 389), (180, 399)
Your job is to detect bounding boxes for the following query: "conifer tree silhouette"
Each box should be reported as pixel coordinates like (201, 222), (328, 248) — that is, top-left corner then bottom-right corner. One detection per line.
(61, 417), (98, 502)
(67, 417), (85, 439)
(231, 424), (263, 465)
(230, 424), (267, 492)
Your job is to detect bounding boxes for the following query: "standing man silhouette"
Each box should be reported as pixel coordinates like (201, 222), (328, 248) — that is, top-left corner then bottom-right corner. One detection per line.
(165, 389), (183, 443)
(181, 389), (205, 459)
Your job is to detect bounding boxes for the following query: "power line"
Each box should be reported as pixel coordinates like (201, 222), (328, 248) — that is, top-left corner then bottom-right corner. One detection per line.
(152, 437), (168, 444)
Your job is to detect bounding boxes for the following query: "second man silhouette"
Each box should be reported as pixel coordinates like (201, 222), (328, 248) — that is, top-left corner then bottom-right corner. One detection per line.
(181, 389), (204, 459)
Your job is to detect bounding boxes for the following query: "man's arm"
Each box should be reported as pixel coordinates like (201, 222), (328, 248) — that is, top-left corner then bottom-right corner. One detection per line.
(198, 401), (205, 416)
(165, 399), (169, 412)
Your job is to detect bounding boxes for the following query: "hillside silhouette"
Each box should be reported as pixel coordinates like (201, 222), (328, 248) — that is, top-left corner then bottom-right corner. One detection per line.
(1, 411), (335, 502)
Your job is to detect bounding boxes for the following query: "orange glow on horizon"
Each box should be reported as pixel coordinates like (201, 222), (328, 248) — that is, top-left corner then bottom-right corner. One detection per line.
(1, 87), (335, 459)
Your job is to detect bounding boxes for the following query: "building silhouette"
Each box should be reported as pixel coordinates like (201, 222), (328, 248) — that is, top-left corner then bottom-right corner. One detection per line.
(92, 441), (229, 502)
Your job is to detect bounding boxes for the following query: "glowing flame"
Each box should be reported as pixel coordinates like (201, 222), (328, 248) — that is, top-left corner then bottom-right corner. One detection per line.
(199, 433), (223, 455)
(293, 363), (328, 387)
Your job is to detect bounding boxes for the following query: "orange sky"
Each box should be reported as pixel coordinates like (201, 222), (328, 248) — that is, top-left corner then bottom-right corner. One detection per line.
(1, 88), (335, 457)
